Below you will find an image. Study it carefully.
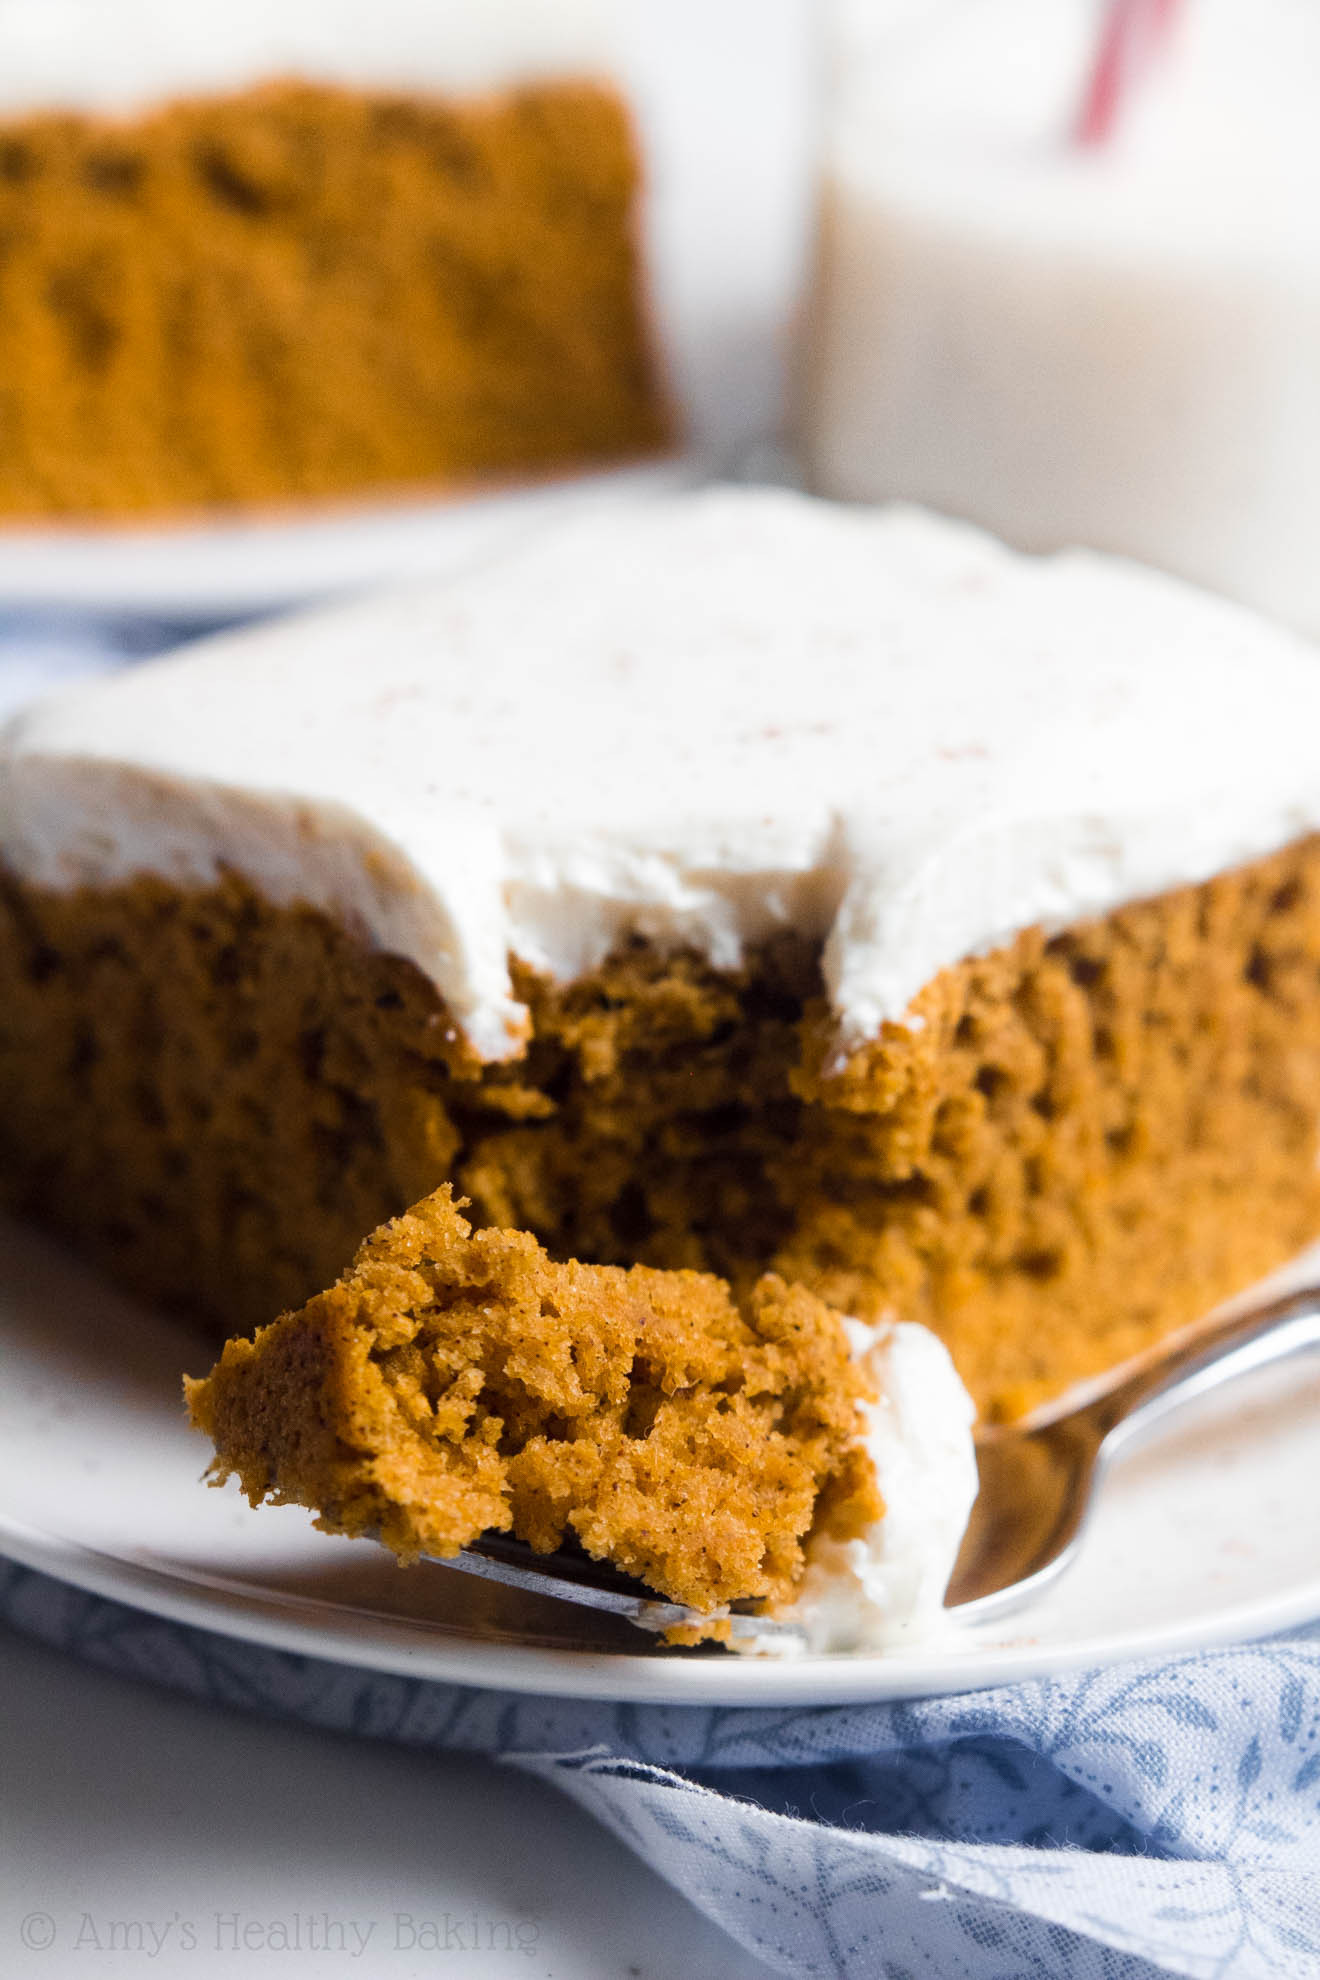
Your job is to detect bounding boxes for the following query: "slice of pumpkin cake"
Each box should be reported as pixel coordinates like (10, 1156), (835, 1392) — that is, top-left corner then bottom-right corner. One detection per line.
(0, 0), (670, 517)
(10, 489), (1320, 1426)
(185, 1183), (977, 1648)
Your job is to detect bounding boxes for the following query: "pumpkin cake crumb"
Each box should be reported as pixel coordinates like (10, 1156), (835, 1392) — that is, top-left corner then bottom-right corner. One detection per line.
(0, 78), (669, 517)
(185, 1184), (883, 1621)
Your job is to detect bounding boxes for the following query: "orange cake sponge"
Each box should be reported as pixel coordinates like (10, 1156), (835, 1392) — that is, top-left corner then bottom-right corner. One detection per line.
(0, 79), (669, 516)
(185, 1186), (882, 1618)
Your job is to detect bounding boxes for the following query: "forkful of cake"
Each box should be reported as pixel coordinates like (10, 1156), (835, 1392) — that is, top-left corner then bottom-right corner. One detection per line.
(186, 1183), (1320, 1654)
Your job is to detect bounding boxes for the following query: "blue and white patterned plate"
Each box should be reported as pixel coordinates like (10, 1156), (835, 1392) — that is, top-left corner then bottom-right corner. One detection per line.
(3, 1212), (1319, 1708)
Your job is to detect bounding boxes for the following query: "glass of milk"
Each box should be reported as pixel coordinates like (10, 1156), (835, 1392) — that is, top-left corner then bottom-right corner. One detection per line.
(799, 0), (1320, 640)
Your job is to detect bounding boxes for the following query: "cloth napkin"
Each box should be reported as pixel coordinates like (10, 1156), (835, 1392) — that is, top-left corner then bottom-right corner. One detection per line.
(0, 612), (230, 722)
(3, 619), (1320, 1980)
(3, 1563), (1319, 1980)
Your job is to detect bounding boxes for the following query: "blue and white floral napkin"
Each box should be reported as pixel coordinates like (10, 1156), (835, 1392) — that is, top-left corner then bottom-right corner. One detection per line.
(3, 1562), (1319, 1980)
(3, 619), (1319, 1980)
(0, 612), (227, 723)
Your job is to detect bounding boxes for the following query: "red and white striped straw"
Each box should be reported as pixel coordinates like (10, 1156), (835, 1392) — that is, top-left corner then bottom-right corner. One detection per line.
(1075, 0), (1183, 146)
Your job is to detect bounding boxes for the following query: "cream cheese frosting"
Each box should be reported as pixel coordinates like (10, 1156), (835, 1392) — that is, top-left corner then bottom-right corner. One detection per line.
(6, 486), (1320, 1063)
(740, 1318), (979, 1656)
(0, 0), (613, 116)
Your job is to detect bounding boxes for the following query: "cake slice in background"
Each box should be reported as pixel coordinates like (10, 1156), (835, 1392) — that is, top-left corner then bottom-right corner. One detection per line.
(185, 1181), (977, 1651)
(6, 489), (1320, 1424)
(0, 0), (670, 516)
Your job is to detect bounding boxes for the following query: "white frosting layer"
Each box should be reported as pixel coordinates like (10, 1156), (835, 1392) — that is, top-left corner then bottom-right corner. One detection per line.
(6, 487), (1320, 1062)
(0, 0), (612, 115)
(741, 1319), (979, 1656)
(804, 0), (1320, 636)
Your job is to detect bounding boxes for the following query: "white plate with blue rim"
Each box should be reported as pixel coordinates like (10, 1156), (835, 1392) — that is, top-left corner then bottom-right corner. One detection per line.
(2, 1214), (1319, 1707)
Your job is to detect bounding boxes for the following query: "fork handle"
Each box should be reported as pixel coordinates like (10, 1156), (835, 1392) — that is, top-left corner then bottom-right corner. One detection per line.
(1090, 1282), (1320, 1459)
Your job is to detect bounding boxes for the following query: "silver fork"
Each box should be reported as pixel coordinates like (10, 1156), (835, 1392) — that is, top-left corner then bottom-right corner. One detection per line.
(945, 1279), (1320, 1622)
(428, 1282), (1320, 1646)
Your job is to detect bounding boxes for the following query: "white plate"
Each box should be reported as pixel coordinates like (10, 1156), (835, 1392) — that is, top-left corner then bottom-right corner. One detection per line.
(3, 1214), (1319, 1706)
(0, 462), (698, 620)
